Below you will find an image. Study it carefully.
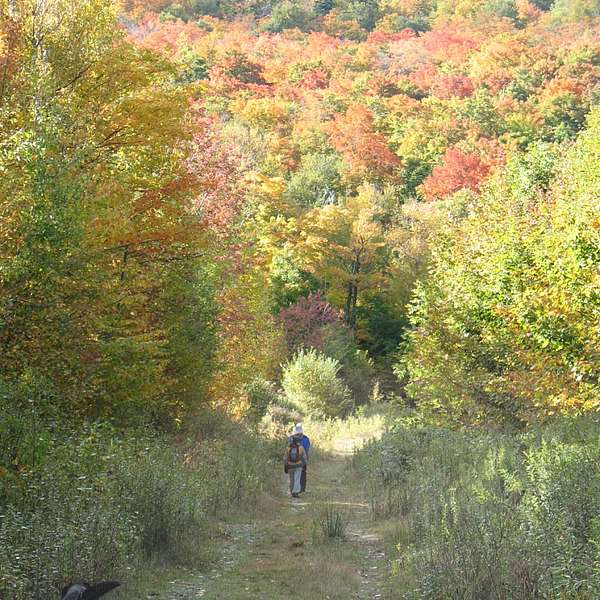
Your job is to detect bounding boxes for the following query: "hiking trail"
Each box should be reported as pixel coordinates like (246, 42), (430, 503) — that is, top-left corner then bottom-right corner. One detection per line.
(153, 430), (390, 600)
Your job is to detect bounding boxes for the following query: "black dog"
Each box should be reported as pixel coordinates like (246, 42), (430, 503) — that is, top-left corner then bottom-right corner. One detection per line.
(61, 581), (120, 600)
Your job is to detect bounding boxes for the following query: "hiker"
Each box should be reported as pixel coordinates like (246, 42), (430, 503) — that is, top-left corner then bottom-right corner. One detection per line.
(284, 434), (307, 498)
(289, 423), (310, 493)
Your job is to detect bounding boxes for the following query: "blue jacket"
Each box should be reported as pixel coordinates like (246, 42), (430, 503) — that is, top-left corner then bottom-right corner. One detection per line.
(289, 434), (310, 456)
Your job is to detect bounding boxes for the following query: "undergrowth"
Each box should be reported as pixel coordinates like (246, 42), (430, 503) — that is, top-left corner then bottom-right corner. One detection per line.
(0, 400), (278, 600)
(354, 412), (600, 599)
(302, 404), (391, 453)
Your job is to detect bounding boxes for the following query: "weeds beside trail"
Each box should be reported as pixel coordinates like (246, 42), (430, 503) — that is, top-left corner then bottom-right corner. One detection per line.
(142, 411), (388, 600)
(354, 415), (600, 600)
(0, 408), (279, 600)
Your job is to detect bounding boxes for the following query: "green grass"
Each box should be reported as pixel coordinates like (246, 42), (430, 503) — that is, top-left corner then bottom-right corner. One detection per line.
(116, 410), (390, 600)
(1, 402), (394, 600)
(0, 409), (279, 600)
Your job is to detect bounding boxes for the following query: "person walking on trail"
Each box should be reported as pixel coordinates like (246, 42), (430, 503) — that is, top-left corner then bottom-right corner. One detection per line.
(289, 423), (310, 494)
(284, 435), (307, 498)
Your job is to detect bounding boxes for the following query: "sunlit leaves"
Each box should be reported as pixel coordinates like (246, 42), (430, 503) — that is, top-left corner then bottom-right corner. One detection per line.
(420, 147), (491, 200)
(0, 0), (217, 422)
(401, 111), (600, 423)
(329, 103), (401, 183)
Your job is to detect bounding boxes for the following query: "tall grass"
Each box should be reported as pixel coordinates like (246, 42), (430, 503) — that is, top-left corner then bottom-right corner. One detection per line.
(354, 414), (600, 599)
(303, 404), (391, 453)
(0, 408), (278, 600)
(315, 503), (348, 540)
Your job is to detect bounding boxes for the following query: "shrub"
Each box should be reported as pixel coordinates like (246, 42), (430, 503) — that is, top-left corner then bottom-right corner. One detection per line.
(340, 349), (375, 405)
(0, 401), (278, 599)
(263, 400), (304, 437)
(520, 440), (600, 596)
(320, 323), (375, 404)
(114, 447), (207, 566)
(179, 418), (280, 516)
(282, 349), (352, 418)
(192, 433), (277, 515)
(242, 378), (280, 424)
(354, 415), (600, 599)
(0, 429), (142, 600)
(0, 495), (139, 600)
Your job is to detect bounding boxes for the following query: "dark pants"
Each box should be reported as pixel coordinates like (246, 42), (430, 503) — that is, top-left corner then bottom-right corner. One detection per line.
(301, 465), (307, 493)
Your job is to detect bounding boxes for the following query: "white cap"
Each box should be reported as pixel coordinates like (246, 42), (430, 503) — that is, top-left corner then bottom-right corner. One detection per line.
(293, 423), (303, 435)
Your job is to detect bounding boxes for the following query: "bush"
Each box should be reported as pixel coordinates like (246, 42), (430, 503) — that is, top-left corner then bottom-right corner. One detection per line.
(341, 349), (375, 405)
(0, 495), (139, 600)
(282, 349), (352, 418)
(114, 448), (207, 566)
(321, 324), (375, 404)
(0, 399), (278, 599)
(278, 292), (342, 353)
(242, 377), (280, 424)
(0, 428), (142, 600)
(190, 432), (278, 515)
(263, 400), (304, 437)
(354, 415), (600, 599)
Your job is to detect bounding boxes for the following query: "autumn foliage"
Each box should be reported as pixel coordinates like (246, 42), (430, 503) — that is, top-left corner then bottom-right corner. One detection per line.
(0, 0), (599, 426)
(2, 3), (599, 599)
(329, 104), (401, 182)
(278, 292), (342, 352)
(420, 147), (491, 200)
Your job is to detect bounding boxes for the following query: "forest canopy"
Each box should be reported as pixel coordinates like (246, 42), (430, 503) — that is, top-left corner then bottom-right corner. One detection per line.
(0, 0), (598, 427)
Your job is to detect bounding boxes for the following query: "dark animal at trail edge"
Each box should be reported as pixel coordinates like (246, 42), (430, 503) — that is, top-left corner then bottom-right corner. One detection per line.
(61, 581), (120, 600)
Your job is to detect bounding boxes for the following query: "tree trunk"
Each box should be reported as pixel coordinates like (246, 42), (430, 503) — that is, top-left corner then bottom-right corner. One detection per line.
(344, 253), (360, 328)
(120, 246), (129, 283)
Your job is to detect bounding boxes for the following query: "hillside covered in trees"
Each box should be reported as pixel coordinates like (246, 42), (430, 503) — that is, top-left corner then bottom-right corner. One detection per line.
(0, 0), (599, 598)
(2, 0), (598, 425)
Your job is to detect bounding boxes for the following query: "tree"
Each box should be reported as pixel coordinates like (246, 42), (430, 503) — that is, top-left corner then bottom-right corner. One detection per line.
(315, 0), (334, 15)
(283, 152), (343, 208)
(399, 117), (599, 424)
(262, 0), (313, 32)
(329, 103), (401, 184)
(278, 292), (342, 352)
(551, 0), (600, 21)
(340, 0), (381, 30)
(298, 185), (388, 329)
(420, 147), (490, 200)
(0, 0), (218, 421)
(530, 0), (554, 8)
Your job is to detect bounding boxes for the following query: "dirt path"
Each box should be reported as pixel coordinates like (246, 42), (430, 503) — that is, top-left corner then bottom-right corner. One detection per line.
(154, 439), (390, 600)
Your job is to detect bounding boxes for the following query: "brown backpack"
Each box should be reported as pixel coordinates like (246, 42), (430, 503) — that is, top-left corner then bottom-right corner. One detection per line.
(288, 440), (301, 464)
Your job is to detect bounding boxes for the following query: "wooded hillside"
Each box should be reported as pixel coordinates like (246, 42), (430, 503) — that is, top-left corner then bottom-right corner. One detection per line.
(1, 0), (597, 425)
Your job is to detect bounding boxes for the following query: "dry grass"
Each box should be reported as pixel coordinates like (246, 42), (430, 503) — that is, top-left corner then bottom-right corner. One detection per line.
(287, 548), (361, 597)
(303, 405), (391, 454)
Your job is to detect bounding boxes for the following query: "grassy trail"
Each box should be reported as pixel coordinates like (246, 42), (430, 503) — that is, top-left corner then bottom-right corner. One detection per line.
(153, 431), (390, 600)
